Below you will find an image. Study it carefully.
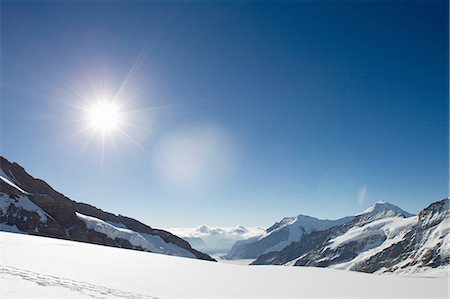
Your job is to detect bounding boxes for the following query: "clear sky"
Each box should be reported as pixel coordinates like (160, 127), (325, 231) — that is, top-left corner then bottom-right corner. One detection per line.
(1, 1), (448, 227)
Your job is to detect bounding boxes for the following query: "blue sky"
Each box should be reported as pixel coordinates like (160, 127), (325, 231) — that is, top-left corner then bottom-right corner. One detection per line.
(1, 1), (448, 227)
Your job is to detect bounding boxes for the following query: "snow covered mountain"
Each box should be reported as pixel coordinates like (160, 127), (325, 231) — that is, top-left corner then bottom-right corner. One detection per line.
(167, 224), (265, 254)
(225, 213), (354, 259)
(0, 156), (214, 261)
(252, 199), (449, 275)
(356, 200), (413, 218)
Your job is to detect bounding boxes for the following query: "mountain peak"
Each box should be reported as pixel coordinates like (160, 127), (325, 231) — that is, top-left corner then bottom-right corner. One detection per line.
(196, 225), (210, 233)
(356, 201), (413, 218)
(231, 225), (248, 234)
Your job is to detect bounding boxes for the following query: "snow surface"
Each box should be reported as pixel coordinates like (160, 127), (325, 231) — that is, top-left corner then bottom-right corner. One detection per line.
(212, 254), (255, 265)
(76, 212), (195, 258)
(1, 232), (448, 298)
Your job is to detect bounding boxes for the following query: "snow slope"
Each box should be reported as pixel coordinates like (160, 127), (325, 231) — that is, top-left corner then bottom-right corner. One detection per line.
(76, 213), (196, 258)
(327, 199), (449, 275)
(1, 232), (448, 298)
(326, 216), (419, 270)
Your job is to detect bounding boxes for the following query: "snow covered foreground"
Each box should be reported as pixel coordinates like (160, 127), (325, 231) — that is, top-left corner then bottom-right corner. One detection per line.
(1, 232), (448, 299)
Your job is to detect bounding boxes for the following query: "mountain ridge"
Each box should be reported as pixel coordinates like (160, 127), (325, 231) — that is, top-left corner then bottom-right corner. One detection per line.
(0, 156), (215, 261)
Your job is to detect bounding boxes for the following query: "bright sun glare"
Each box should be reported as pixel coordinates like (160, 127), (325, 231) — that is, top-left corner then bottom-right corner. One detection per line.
(88, 102), (121, 133)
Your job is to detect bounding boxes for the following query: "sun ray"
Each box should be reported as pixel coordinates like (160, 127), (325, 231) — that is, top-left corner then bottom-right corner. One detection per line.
(116, 126), (154, 159)
(114, 41), (151, 105)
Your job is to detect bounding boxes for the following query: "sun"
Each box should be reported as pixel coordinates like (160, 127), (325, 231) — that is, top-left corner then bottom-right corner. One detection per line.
(87, 101), (122, 133)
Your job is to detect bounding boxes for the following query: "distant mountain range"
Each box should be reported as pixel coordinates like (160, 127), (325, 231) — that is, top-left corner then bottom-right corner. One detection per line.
(0, 156), (215, 261)
(167, 225), (265, 254)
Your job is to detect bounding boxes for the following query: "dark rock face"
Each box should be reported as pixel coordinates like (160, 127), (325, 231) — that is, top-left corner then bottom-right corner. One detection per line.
(0, 156), (215, 261)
